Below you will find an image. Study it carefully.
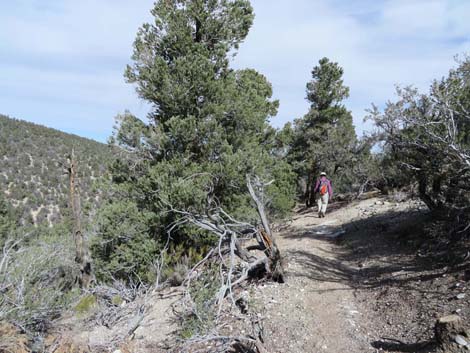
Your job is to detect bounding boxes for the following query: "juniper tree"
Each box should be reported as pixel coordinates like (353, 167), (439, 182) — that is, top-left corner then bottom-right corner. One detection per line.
(287, 58), (358, 205)
(370, 57), (470, 229)
(93, 0), (295, 283)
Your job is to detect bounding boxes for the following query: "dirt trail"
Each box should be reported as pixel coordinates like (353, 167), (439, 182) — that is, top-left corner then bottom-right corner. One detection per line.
(57, 197), (468, 353)
(254, 198), (396, 353)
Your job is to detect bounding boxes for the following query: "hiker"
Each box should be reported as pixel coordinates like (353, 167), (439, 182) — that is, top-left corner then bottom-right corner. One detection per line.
(314, 172), (333, 218)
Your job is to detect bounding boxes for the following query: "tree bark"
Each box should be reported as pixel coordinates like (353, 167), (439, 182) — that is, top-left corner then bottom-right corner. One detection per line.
(246, 176), (284, 282)
(68, 149), (94, 288)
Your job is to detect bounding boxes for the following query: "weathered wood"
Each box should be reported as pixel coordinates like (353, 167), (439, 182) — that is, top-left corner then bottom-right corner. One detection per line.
(67, 149), (94, 288)
(246, 176), (272, 237)
(246, 175), (285, 283)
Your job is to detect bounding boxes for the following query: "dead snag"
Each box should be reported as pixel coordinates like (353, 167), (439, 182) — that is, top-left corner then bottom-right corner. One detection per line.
(67, 149), (94, 288)
(169, 175), (285, 303)
(246, 175), (285, 283)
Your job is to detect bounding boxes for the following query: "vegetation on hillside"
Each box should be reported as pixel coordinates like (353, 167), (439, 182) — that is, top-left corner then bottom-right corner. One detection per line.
(0, 115), (110, 334)
(0, 114), (112, 227)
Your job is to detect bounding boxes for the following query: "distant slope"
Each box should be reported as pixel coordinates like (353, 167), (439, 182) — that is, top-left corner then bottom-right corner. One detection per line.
(0, 114), (112, 226)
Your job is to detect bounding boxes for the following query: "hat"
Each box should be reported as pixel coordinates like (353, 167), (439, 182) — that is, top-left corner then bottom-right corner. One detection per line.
(320, 172), (326, 176)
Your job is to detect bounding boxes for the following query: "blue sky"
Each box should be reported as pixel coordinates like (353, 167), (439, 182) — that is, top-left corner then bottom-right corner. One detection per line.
(1, 0), (470, 142)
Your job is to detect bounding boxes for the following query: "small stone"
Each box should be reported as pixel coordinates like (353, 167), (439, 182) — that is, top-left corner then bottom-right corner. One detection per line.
(454, 334), (468, 347)
(456, 293), (466, 300)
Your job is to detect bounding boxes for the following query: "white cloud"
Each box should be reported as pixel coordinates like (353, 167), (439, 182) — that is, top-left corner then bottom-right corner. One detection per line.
(0, 0), (469, 140)
(233, 0), (470, 132)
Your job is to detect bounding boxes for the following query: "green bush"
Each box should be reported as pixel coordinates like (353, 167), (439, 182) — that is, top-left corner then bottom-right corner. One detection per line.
(370, 57), (470, 230)
(180, 265), (220, 338)
(74, 294), (98, 315)
(91, 200), (158, 284)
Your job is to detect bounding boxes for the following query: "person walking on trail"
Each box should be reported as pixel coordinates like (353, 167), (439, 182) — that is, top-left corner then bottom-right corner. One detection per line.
(314, 172), (333, 218)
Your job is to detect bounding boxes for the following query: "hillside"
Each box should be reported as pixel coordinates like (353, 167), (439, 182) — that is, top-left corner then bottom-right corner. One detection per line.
(0, 114), (112, 226)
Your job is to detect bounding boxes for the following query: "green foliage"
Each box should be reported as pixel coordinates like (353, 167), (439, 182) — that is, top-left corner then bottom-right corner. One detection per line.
(74, 295), (97, 315)
(285, 58), (361, 203)
(0, 194), (16, 245)
(111, 295), (124, 306)
(370, 57), (470, 230)
(91, 200), (158, 283)
(180, 265), (219, 338)
(95, 0), (295, 284)
(265, 160), (296, 218)
(0, 114), (112, 227)
(306, 57), (349, 110)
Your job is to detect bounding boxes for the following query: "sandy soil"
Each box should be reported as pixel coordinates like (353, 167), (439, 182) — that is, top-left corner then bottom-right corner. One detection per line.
(254, 197), (469, 353)
(252, 198), (389, 353)
(47, 197), (469, 353)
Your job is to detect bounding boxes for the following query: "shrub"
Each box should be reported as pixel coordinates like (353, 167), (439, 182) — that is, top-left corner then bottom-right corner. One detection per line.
(180, 265), (219, 338)
(0, 225), (79, 332)
(370, 57), (470, 233)
(91, 200), (159, 284)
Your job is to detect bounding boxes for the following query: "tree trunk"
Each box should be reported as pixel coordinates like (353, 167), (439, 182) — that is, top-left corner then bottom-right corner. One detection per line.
(68, 150), (94, 288)
(306, 161), (319, 208)
(305, 172), (312, 208)
(246, 176), (284, 283)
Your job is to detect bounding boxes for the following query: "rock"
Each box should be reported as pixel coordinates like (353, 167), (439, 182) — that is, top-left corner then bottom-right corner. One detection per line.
(456, 293), (466, 300)
(454, 334), (469, 347)
(435, 315), (470, 352)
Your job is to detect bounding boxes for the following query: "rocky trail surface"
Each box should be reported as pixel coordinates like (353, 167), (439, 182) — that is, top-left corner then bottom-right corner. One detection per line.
(253, 197), (469, 353)
(48, 197), (469, 353)
(253, 198), (384, 353)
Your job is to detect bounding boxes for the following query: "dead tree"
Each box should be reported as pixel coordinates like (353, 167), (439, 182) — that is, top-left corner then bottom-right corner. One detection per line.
(165, 175), (285, 353)
(170, 175), (285, 301)
(246, 175), (284, 283)
(67, 149), (94, 288)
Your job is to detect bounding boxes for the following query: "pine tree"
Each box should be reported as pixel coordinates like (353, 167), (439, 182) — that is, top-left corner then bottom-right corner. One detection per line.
(94, 0), (295, 283)
(288, 57), (357, 205)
